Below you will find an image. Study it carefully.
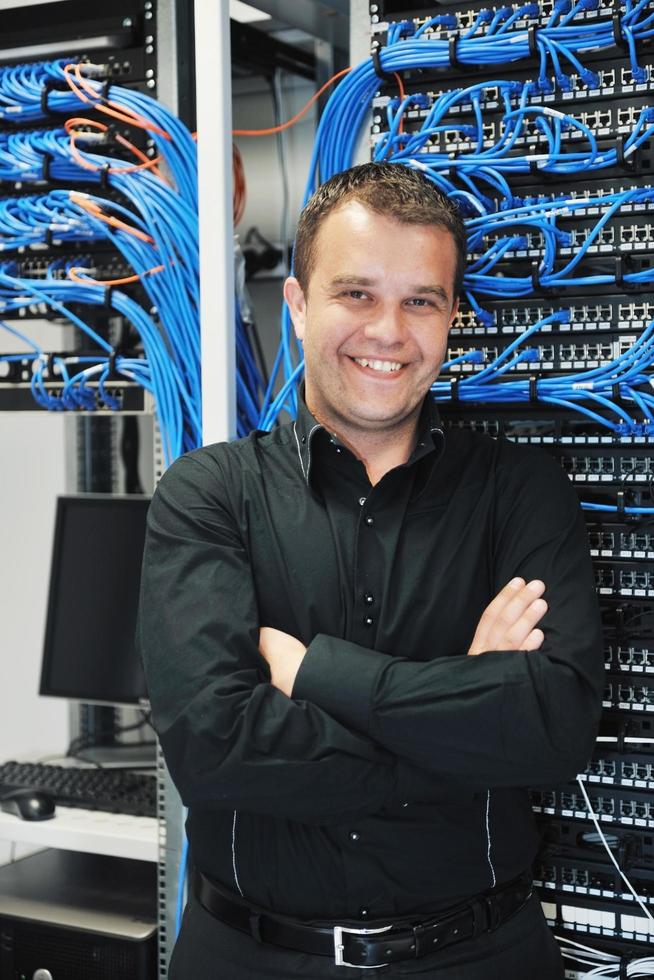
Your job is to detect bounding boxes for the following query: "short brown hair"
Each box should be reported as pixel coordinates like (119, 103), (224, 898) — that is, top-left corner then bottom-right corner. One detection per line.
(293, 162), (467, 301)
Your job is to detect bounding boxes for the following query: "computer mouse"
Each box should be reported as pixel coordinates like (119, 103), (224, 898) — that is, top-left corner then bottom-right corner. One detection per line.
(0, 789), (56, 821)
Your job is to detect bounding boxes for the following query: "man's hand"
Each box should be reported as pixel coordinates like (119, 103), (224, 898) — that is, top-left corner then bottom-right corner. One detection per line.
(259, 627), (307, 697)
(467, 577), (547, 656)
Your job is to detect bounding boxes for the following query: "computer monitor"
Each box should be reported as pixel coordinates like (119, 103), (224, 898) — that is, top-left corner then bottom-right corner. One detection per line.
(40, 494), (151, 709)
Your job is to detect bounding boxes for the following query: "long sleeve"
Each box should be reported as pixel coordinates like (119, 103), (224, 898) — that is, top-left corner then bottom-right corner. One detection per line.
(292, 445), (604, 792)
(137, 450), (466, 825)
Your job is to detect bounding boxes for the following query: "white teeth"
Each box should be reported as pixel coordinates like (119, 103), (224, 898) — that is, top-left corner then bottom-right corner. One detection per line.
(354, 358), (403, 373)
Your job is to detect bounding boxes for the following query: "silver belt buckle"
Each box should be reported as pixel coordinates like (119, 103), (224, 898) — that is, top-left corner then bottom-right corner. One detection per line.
(333, 922), (393, 968)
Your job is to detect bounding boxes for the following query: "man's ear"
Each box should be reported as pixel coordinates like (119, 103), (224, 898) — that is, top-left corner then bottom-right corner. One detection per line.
(284, 276), (307, 342)
(449, 296), (459, 328)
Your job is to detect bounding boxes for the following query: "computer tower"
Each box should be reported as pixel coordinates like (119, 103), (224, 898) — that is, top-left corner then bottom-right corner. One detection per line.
(0, 848), (157, 980)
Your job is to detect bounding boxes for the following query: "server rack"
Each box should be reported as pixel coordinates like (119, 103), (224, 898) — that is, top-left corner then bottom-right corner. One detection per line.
(366, 1), (654, 973)
(0, 2), (207, 975)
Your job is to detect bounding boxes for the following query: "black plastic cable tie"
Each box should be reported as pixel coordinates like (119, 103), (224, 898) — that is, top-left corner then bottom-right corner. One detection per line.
(528, 25), (539, 57)
(43, 226), (53, 248)
(449, 377), (460, 402)
(616, 256), (624, 288)
(41, 152), (52, 183)
(371, 46), (395, 85)
(104, 285), (115, 312)
(613, 12), (628, 50)
(40, 81), (52, 115)
(448, 34), (462, 70)
(616, 256), (634, 291)
(529, 375), (539, 402)
(617, 489), (626, 515)
(107, 348), (119, 379)
(99, 161), (110, 191)
(528, 157), (540, 176)
(101, 78), (111, 103)
(613, 382), (622, 403)
(531, 261), (543, 292)
(47, 351), (57, 378)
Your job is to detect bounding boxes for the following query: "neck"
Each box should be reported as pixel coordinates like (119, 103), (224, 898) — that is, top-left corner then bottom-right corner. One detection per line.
(310, 405), (420, 486)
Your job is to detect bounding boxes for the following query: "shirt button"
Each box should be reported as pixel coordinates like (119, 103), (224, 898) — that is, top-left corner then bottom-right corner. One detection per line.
(359, 907), (370, 918)
(365, 516), (374, 526)
(364, 616), (374, 627)
(359, 497), (366, 506)
(364, 593), (374, 605)
(348, 831), (360, 842)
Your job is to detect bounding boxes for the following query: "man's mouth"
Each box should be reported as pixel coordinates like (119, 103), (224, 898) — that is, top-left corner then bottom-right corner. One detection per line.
(352, 357), (404, 373)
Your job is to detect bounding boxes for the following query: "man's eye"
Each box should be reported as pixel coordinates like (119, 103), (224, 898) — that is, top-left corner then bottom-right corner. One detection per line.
(345, 290), (367, 300)
(408, 297), (433, 308)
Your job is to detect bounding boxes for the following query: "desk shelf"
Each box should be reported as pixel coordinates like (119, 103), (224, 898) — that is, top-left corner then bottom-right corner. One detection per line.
(0, 807), (158, 862)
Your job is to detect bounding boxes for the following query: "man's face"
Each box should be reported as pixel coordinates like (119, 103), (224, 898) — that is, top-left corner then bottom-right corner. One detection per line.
(284, 201), (459, 439)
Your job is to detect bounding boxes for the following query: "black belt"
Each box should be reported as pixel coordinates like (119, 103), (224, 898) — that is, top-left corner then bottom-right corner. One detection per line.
(193, 868), (533, 970)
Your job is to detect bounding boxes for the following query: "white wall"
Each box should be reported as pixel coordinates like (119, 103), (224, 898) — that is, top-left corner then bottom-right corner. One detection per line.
(0, 323), (73, 862)
(0, 325), (72, 770)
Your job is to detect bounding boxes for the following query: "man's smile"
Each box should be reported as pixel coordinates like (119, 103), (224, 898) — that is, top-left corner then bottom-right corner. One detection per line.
(350, 356), (406, 374)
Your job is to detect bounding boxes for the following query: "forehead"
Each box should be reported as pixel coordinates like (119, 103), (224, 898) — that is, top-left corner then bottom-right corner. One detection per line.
(310, 201), (457, 293)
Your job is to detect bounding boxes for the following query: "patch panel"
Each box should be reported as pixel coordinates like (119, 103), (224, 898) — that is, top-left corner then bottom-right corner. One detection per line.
(603, 644), (654, 673)
(443, 411), (654, 446)
(443, 338), (630, 374)
(532, 786), (654, 828)
(587, 526), (654, 560)
(373, 87), (654, 178)
(474, 218), (654, 266)
(0, 381), (147, 413)
(451, 298), (653, 336)
(374, 0), (623, 34)
(558, 449), (654, 484)
(543, 894), (652, 941)
(603, 676), (654, 712)
(594, 563), (654, 599)
(534, 858), (654, 904)
(581, 752), (654, 789)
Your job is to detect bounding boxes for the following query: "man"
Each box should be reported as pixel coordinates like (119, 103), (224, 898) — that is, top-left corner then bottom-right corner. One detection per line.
(138, 163), (604, 978)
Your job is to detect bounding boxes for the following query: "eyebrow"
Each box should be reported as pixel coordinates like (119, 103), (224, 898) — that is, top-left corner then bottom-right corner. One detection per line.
(328, 275), (451, 304)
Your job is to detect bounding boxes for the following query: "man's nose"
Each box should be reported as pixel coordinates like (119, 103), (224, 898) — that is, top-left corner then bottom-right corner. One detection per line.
(362, 305), (406, 345)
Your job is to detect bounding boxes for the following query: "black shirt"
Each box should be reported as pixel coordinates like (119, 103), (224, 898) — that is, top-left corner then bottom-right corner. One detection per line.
(138, 395), (604, 921)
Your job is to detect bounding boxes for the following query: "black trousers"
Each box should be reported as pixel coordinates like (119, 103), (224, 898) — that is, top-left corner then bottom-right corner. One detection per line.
(169, 891), (564, 979)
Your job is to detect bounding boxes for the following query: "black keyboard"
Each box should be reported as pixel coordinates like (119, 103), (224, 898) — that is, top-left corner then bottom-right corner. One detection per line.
(0, 761), (157, 817)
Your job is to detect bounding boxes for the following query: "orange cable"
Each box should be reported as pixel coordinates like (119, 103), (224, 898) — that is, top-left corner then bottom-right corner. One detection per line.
(70, 191), (155, 244)
(64, 116), (165, 179)
(63, 64), (171, 141)
(393, 72), (406, 134)
(233, 67), (351, 136)
(68, 264), (164, 286)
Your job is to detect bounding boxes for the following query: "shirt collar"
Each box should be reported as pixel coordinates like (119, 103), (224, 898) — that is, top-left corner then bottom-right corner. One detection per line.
(291, 389), (444, 487)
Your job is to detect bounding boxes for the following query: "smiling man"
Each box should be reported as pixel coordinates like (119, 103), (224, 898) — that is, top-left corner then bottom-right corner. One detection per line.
(138, 163), (604, 979)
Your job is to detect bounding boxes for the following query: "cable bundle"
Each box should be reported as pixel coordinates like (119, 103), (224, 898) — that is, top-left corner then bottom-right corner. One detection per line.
(257, 0), (654, 438)
(0, 59), (263, 459)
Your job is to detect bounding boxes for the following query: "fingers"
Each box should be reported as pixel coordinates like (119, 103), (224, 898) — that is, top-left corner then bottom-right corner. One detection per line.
(495, 583), (547, 649)
(468, 578), (548, 656)
(522, 628), (545, 652)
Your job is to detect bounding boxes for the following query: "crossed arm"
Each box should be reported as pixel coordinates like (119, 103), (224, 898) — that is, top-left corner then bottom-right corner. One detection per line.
(260, 577), (550, 697)
(139, 448), (604, 821)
